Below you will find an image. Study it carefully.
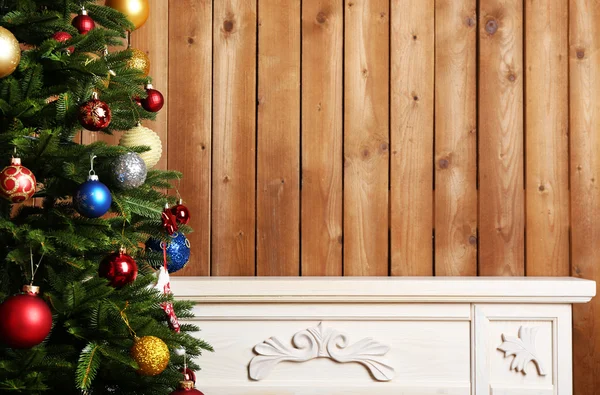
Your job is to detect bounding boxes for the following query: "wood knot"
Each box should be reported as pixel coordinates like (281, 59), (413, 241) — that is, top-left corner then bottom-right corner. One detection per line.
(577, 49), (585, 59)
(379, 12), (386, 18)
(465, 16), (476, 27)
(439, 158), (449, 169)
(538, 184), (545, 192)
(413, 95), (419, 101)
(485, 19), (498, 34)
(200, 144), (206, 150)
(223, 175), (230, 183)
(348, 1), (354, 7)
(380, 143), (388, 152)
(223, 20), (235, 32)
(187, 37), (194, 44)
(316, 11), (328, 24)
(468, 235), (477, 245)
(362, 149), (370, 158)
(362, 68), (369, 78)
(507, 73), (516, 82)
(412, 35), (417, 40)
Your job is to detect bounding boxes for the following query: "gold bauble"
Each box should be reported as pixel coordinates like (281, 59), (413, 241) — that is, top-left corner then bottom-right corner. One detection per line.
(0, 26), (21, 78)
(105, 0), (150, 30)
(126, 48), (150, 77)
(119, 124), (163, 169)
(131, 336), (170, 376)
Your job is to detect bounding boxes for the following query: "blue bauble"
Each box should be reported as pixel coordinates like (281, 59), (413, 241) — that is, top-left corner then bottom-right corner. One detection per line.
(147, 232), (191, 273)
(74, 175), (112, 218)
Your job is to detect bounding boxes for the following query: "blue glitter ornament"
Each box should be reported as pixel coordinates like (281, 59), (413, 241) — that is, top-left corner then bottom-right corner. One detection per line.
(147, 232), (191, 273)
(74, 174), (112, 218)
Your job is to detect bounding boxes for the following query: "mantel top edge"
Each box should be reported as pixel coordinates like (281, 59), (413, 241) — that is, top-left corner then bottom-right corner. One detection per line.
(169, 277), (596, 303)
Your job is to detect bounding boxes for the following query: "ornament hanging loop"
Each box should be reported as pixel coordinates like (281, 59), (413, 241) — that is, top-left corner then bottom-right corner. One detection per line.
(29, 247), (45, 285)
(89, 153), (97, 177)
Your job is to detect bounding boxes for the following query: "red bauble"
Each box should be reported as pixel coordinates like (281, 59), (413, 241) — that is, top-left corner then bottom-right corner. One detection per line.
(183, 368), (196, 383)
(170, 381), (204, 395)
(0, 157), (36, 203)
(99, 250), (138, 288)
(162, 204), (179, 235)
(52, 31), (74, 53)
(0, 285), (52, 349)
(79, 93), (112, 131)
(171, 200), (191, 225)
(72, 9), (95, 34)
(141, 84), (164, 112)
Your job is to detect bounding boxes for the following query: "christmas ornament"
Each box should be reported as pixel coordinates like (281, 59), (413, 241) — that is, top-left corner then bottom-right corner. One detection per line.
(74, 155), (111, 218)
(110, 152), (147, 189)
(183, 368), (196, 383)
(170, 381), (204, 395)
(126, 48), (150, 76)
(141, 83), (164, 112)
(150, 266), (180, 332)
(79, 92), (112, 131)
(131, 335), (170, 376)
(162, 203), (178, 235)
(0, 26), (21, 78)
(0, 285), (52, 349)
(52, 31), (74, 53)
(147, 232), (190, 273)
(0, 157), (36, 203)
(172, 199), (191, 225)
(106, 0), (150, 30)
(72, 7), (95, 34)
(118, 124), (163, 169)
(99, 249), (138, 288)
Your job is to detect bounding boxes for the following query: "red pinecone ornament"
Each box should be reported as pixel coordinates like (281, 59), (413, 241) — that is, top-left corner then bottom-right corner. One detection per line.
(141, 83), (164, 112)
(0, 157), (36, 203)
(99, 249), (138, 288)
(52, 31), (74, 53)
(0, 285), (53, 349)
(79, 93), (112, 131)
(72, 8), (95, 34)
(172, 199), (191, 225)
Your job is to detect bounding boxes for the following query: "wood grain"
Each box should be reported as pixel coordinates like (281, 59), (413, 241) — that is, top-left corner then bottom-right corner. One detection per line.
(256, 0), (301, 276)
(433, 0), (477, 276)
(570, 0), (600, 392)
(478, 0), (525, 276)
(168, 0), (212, 276)
(344, 0), (390, 276)
(524, 0), (569, 276)
(212, 0), (257, 276)
(300, 0), (343, 276)
(129, 0), (169, 170)
(389, 0), (434, 276)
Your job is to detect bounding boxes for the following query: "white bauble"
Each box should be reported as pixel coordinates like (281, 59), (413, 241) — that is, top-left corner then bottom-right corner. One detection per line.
(119, 124), (163, 169)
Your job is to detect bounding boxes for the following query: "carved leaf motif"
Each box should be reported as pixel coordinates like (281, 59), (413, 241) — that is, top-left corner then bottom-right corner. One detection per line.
(249, 323), (395, 381)
(498, 326), (547, 376)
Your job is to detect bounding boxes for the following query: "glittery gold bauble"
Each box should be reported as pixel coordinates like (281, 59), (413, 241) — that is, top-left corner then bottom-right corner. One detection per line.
(126, 48), (150, 77)
(105, 0), (150, 30)
(0, 27), (21, 78)
(131, 336), (170, 376)
(119, 124), (162, 169)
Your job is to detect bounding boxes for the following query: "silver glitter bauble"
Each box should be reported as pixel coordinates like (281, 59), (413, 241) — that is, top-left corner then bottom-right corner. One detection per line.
(111, 152), (147, 189)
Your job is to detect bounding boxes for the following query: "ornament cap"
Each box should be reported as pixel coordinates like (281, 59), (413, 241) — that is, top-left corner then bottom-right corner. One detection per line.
(178, 198), (184, 205)
(80, 7), (88, 15)
(145, 83), (154, 90)
(87, 174), (99, 181)
(165, 202), (170, 209)
(179, 381), (195, 390)
(91, 91), (99, 100)
(11, 157), (21, 166)
(22, 284), (40, 295)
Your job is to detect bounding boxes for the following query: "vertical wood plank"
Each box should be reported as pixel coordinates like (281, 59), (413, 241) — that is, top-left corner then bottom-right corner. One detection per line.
(344, 0), (390, 276)
(256, 0), (300, 276)
(524, 0), (569, 276)
(168, 0), (212, 276)
(434, 0), (477, 276)
(301, 0), (343, 276)
(478, 0), (525, 276)
(570, 0), (600, 392)
(212, 0), (257, 276)
(390, 0), (434, 276)
(129, 0), (169, 170)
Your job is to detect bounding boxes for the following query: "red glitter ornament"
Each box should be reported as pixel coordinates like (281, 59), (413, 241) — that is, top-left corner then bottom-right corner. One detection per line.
(0, 285), (53, 349)
(72, 8), (95, 35)
(141, 83), (164, 112)
(169, 381), (204, 395)
(171, 199), (191, 225)
(0, 157), (36, 203)
(99, 249), (138, 288)
(79, 92), (112, 131)
(52, 31), (74, 53)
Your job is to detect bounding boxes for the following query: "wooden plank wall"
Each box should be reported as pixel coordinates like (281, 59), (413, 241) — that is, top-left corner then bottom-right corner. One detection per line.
(99, 0), (600, 392)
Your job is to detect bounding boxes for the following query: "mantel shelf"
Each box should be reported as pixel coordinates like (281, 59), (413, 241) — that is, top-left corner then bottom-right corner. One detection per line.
(170, 276), (596, 304)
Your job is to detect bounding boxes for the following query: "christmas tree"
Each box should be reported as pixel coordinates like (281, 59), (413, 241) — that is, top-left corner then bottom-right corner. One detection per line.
(0, 1), (211, 393)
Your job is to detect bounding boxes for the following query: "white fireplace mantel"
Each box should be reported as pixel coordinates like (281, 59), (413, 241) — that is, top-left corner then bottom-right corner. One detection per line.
(171, 277), (595, 395)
